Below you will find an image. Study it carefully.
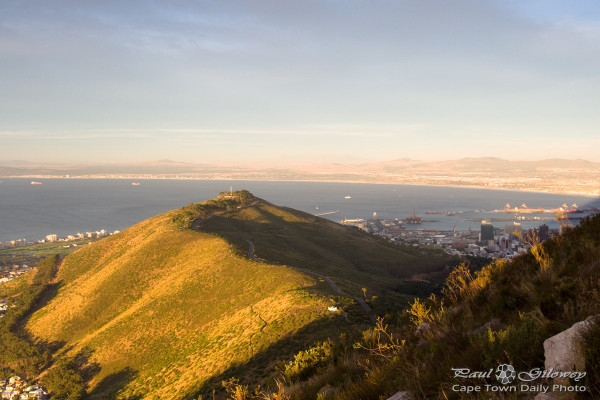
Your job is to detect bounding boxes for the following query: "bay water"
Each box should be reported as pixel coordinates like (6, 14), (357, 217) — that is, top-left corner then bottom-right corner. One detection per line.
(0, 178), (598, 243)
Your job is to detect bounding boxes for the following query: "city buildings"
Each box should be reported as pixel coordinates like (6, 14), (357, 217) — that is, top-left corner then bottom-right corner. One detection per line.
(345, 217), (555, 261)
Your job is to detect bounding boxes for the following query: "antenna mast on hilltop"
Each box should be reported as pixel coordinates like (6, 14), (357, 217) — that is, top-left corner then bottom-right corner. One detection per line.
(230, 186), (233, 196)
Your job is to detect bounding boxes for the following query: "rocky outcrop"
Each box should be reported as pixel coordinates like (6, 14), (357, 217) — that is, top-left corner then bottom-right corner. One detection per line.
(317, 384), (335, 397)
(544, 315), (597, 373)
(537, 314), (598, 400)
(386, 391), (413, 400)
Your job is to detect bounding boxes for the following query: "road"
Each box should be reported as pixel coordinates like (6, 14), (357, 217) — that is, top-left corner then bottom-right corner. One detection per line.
(191, 202), (376, 323)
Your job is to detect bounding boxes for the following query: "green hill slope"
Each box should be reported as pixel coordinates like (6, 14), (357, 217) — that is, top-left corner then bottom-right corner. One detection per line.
(242, 213), (600, 399)
(0, 191), (457, 399)
(23, 206), (341, 398)
(196, 197), (454, 307)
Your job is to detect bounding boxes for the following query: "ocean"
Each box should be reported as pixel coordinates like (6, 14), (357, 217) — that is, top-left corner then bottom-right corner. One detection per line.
(0, 178), (598, 243)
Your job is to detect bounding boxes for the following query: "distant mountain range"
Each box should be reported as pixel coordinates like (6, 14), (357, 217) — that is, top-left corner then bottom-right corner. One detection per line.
(1, 157), (598, 175)
(1, 157), (599, 195)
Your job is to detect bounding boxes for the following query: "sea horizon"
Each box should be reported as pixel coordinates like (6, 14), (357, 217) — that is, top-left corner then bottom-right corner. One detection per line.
(1, 175), (597, 198)
(1, 178), (598, 244)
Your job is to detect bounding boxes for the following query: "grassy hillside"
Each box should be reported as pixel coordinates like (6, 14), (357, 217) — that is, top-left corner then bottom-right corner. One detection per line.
(235, 213), (600, 399)
(197, 198), (455, 309)
(1, 191), (457, 399)
(23, 205), (348, 399)
(0, 255), (59, 377)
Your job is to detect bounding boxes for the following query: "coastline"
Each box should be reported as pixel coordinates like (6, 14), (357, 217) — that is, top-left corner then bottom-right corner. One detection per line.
(1, 174), (598, 198)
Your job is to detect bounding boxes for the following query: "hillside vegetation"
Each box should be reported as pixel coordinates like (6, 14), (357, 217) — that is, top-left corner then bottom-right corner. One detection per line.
(2, 191), (456, 399)
(0, 255), (59, 377)
(231, 213), (600, 399)
(197, 195), (455, 310)
(23, 198), (347, 399)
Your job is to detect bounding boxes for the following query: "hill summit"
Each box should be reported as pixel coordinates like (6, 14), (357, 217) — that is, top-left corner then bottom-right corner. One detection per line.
(4, 191), (598, 399)
(3, 191), (453, 399)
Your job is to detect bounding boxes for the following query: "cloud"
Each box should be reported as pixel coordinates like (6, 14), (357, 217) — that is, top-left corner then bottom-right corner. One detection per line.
(1, 1), (600, 162)
(9, 124), (427, 141)
(0, 131), (42, 138)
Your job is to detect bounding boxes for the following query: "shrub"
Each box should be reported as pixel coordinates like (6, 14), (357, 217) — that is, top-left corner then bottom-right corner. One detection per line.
(442, 263), (473, 303)
(0, 255), (59, 376)
(282, 340), (335, 382)
(580, 318), (600, 397)
(474, 313), (545, 370)
(41, 358), (86, 400)
(354, 318), (405, 361)
(406, 298), (432, 328)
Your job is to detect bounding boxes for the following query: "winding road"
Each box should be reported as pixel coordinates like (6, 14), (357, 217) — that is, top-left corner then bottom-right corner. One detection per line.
(190, 204), (375, 323)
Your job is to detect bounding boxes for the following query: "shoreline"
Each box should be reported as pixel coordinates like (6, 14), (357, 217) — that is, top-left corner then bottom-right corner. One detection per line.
(1, 175), (598, 198)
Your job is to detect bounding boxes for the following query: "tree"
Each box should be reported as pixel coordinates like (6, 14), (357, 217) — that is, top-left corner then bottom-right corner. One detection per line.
(41, 358), (85, 400)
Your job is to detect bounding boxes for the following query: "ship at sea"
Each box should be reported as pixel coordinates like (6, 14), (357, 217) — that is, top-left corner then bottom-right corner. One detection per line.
(425, 211), (454, 216)
(405, 208), (422, 224)
(344, 195), (351, 199)
(131, 182), (141, 186)
(340, 218), (365, 224)
(30, 181), (43, 185)
(499, 202), (587, 214)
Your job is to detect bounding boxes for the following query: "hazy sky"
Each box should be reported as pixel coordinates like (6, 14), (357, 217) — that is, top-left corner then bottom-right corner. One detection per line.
(1, 0), (599, 163)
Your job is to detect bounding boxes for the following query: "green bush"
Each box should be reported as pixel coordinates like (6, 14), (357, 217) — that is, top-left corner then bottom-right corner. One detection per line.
(282, 340), (335, 382)
(475, 313), (545, 370)
(173, 191), (256, 227)
(581, 318), (600, 397)
(41, 358), (86, 400)
(0, 255), (59, 376)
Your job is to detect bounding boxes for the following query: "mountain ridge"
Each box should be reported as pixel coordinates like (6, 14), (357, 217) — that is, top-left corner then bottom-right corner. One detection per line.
(0, 191), (453, 399)
(18, 203), (337, 398)
(2, 193), (598, 399)
(2, 157), (600, 174)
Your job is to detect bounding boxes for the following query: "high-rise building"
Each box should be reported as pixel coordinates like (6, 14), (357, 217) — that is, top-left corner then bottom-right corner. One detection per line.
(480, 220), (494, 242)
(504, 222), (522, 236)
(537, 224), (550, 241)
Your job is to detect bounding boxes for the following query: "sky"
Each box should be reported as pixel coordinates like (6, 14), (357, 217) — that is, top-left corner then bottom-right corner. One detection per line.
(1, 0), (600, 164)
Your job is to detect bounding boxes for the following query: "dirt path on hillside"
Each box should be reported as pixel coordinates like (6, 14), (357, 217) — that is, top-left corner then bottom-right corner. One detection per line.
(246, 240), (376, 323)
(190, 202), (376, 323)
(248, 305), (269, 357)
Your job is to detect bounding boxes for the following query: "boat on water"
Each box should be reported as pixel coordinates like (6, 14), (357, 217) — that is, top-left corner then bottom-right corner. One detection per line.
(498, 202), (590, 214)
(405, 208), (422, 224)
(341, 218), (365, 224)
(315, 210), (340, 216)
(30, 181), (43, 185)
(131, 182), (141, 186)
(344, 196), (351, 199)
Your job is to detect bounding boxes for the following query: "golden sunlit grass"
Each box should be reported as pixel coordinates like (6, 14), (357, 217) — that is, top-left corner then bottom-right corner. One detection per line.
(25, 209), (334, 399)
(200, 199), (455, 301)
(14, 193), (454, 399)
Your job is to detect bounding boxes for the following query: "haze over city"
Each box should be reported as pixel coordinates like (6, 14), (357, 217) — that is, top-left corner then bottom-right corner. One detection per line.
(2, 0), (600, 164)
